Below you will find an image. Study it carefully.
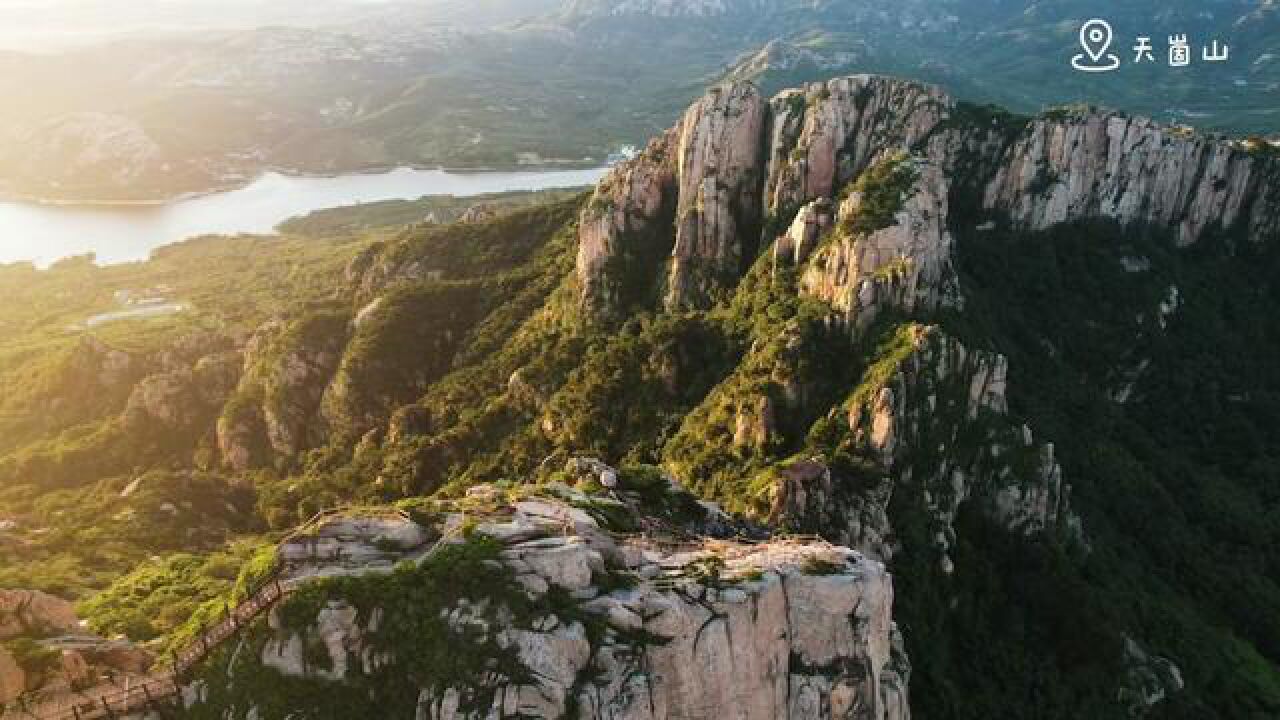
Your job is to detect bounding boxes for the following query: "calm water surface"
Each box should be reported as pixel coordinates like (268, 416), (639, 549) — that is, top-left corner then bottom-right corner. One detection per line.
(0, 166), (607, 267)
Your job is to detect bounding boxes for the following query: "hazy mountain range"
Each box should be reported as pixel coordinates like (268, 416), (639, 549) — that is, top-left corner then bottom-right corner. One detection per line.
(3, 67), (1279, 717)
(0, 0), (1275, 202)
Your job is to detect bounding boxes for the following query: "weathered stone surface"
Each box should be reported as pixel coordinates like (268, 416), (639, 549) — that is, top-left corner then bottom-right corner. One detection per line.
(772, 460), (895, 563)
(981, 110), (1280, 245)
(666, 81), (768, 310)
(1119, 635), (1185, 717)
(259, 491), (908, 720)
(73, 335), (137, 388)
(576, 130), (679, 318)
(0, 646), (25, 705)
(278, 513), (433, 575)
(457, 204), (499, 224)
(798, 325), (1080, 566)
(764, 76), (951, 219)
(800, 160), (960, 335)
(0, 600), (156, 707)
(774, 197), (834, 268)
(575, 72), (1278, 334)
(217, 317), (347, 470)
(0, 590), (80, 640)
(501, 537), (599, 592)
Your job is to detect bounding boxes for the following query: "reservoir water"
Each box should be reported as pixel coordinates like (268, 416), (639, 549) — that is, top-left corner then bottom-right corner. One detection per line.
(0, 166), (608, 267)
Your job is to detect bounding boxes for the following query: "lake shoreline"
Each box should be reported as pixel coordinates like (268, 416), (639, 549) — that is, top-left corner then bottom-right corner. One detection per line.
(0, 161), (605, 209)
(0, 165), (609, 268)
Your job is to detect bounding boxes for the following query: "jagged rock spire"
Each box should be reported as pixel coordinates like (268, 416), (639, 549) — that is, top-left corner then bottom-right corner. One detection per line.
(575, 73), (1280, 323)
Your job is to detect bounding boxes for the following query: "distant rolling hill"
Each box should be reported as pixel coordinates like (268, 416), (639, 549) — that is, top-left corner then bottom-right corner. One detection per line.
(0, 0), (1275, 202)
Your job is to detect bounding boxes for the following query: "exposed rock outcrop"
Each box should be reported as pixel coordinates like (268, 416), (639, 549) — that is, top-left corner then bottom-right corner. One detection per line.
(457, 204), (499, 224)
(73, 336), (137, 389)
(216, 314), (348, 471)
(576, 132), (678, 318)
(667, 82), (768, 310)
(980, 110), (1280, 245)
(773, 197), (833, 268)
(0, 591), (80, 641)
(123, 352), (240, 434)
(780, 326), (1078, 572)
(576, 73), (1279, 323)
(1119, 636), (1185, 717)
(799, 160), (960, 335)
(576, 75), (952, 321)
(0, 590), (155, 706)
(252, 488), (910, 720)
(763, 77), (950, 221)
(0, 647), (23, 705)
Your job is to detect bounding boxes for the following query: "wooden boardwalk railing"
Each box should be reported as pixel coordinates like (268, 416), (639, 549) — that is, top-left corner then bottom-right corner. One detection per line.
(3, 506), (436, 720)
(0, 507), (375, 720)
(1, 566), (288, 720)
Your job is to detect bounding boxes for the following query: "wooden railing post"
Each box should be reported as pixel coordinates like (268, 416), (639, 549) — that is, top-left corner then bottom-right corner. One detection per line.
(21, 524), (312, 720)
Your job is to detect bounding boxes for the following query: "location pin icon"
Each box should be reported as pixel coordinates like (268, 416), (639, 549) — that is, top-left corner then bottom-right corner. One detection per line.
(1080, 19), (1113, 63)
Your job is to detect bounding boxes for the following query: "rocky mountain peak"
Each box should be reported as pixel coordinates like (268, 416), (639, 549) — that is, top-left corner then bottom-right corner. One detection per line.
(576, 74), (952, 321)
(975, 108), (1280, 245)
(668, 81), (769, 309)
(576, 73), (1280, 324)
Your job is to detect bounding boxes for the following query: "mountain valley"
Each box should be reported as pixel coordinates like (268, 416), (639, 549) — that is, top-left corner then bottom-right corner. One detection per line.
(1, 68), (1278, 718)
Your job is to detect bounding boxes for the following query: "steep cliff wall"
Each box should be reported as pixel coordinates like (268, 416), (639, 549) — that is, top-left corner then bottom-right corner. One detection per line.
(182, 477), (910, 720)
(978, 110), (1280, 245)
(797, 159), (960, 335)
(779, 325), (1078, 570)
(577, 74), (1280, 323)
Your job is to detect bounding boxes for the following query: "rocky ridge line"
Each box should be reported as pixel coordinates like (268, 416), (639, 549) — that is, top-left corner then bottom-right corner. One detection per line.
(577, 74), (1280, 321)
(190, 463), (911, 720)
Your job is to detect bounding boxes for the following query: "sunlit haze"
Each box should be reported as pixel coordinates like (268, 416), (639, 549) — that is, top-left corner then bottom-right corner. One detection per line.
(0, 0), (412, 51)
(0, 4), (1276, 717)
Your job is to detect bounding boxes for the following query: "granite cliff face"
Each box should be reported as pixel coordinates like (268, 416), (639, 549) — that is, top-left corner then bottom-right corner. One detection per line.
(577, 82), (770, 314)
(977, 111), (1280, 246)
(795, 326), (1074, 569)
(574, 75), (1093, 566)
(576, 131), (678, 318)
(577, 75), (955, 320)
(668, 82), (769, 310)
(578, 75), (1280, 323)
(184, 470), (910, 720)
(762, 77), (949, 222)
(555, 73), (1280, 715)
(797, 160), (960, 335)
(217, 315), (349, 471)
